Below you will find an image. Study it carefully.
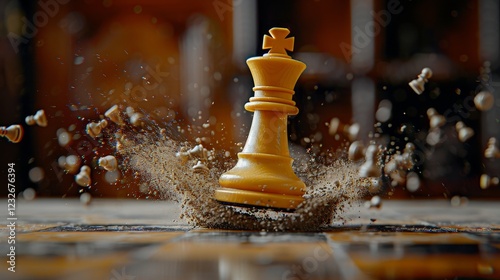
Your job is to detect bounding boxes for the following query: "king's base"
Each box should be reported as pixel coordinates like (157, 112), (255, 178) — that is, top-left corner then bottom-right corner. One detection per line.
(214, 188), (304, 210)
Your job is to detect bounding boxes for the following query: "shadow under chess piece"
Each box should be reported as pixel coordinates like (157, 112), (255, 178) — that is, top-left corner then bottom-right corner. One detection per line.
(409, 67), (432, 95)
(25, 109), (47, 127)
(0, 124), (23, 143)
(215, 27), (307, 210)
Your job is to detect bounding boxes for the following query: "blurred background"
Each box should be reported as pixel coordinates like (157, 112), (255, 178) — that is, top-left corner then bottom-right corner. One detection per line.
(0, 0), (499, 199)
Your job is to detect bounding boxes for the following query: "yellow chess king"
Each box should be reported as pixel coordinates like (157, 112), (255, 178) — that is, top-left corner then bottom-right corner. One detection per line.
(215, 27), (307, 209)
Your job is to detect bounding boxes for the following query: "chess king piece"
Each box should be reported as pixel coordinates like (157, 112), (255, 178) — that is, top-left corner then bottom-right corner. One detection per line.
(409, 67), (432, 95)
(215, 27), (306, 210)
(0, 125), (23, 143)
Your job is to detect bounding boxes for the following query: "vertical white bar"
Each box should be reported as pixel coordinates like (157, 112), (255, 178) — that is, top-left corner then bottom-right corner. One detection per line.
(350, 0), (375, 74)
(232, 0), (257, 69)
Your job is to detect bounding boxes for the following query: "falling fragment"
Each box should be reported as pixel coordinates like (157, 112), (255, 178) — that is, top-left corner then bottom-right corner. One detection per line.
(75, 165), (91, 187)
(98, 155), (118, 171)
(474, 91), (495, 111)
(0, 124), (23, 143)
(409, 67), (432, 94)
(25, 109), (48, 127)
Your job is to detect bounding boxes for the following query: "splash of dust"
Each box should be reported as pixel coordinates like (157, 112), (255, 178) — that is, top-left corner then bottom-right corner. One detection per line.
(121, 129), (367, 232)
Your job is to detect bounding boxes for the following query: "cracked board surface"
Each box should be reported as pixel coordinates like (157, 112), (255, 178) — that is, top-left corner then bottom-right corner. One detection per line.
(0, 199), (499, 279)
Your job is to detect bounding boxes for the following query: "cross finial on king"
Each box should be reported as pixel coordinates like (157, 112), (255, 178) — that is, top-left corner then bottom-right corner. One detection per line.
(263, 27), (295, 58)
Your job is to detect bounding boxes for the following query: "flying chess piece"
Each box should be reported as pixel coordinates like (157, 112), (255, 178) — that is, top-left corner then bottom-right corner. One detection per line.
(176, 144), (208, 164)
(480, 174), (499, 189)
(75, 165), (91, 187)
(455, 121), (474, 142)
(427, 108), (445, 129)
(125, 107), (145, 127)
(328, 117), (360, 142)
(105, 105), (125, 126)
(25, 109), (47, 127)
(409, 67), (432, 95)
(359, 144), (381, 178)
(98, 155), (118, 171)
(484, 137), (500, 159)
(215, 27), (307, 210)
(474, 91), (495, 111)
(0, 125), (23, 143)
(86, 119), (108, 138)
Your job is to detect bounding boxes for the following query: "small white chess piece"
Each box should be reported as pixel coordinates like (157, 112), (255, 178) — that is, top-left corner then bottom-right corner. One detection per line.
(25, 109), (48, 127)
(427, 108), (445, 129)
(484, 137), (500, 159)
(328, 118), (360, 141)
(86, 119), (108, 138)
(75, 165), (91, 187)
(105, 105), (125, 126)
(480, 174), (499, 189)
(0, 125), (23, 143)
(125, 107), (145, 127)
(98, 155), (118, 171)
(455, 121), (474, 142)
(359, 144), (381, 178)
(409, 67), (432, 94)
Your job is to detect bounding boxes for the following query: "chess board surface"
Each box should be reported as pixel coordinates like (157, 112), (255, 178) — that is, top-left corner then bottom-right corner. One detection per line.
(0, 198), (499, 279)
